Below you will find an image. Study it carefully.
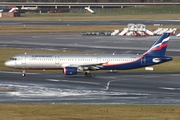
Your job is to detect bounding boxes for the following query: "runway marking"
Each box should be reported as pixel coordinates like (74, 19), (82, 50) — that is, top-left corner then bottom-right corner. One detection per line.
(105, 80), (127, 90)
(159, 87), (180, 91)
(96, 76), (116, 79)
(47, 79), (127, 91)
(46, 79), (107, 89)
(47, 79), (60, 82)
(105, 80), (114, 90)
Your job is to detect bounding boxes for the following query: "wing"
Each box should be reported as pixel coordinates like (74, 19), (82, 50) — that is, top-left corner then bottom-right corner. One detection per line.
(61, 63), (105, 71)
(80, 63), (104, 70)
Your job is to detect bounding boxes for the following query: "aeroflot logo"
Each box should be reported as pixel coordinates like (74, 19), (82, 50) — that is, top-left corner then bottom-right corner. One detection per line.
(150, 37), (169, 50)
(146, 37), (169, 53)
(32, 55), (53, 57)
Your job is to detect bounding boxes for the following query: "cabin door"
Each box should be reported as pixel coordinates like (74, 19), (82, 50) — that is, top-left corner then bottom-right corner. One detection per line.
(55, 56), (59, 64)
(97, 57), (101, 64)
(22, 55), (26, 64)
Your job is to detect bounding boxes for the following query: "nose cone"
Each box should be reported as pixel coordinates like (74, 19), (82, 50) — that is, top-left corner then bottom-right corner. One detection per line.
(4, 61), (11, 67)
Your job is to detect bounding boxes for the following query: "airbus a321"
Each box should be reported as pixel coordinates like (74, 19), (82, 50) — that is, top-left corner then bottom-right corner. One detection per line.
(4, 33), (172, 77)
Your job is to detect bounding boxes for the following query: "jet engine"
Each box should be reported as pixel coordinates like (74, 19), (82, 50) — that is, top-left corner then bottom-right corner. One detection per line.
(63, 67), (78, 75)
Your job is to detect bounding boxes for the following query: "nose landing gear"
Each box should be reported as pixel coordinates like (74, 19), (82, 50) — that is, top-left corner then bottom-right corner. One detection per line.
(22, 69), (26, 77)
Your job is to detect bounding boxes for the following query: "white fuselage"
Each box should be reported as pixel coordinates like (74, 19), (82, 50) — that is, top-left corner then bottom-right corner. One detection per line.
(5, 54), (141, 70)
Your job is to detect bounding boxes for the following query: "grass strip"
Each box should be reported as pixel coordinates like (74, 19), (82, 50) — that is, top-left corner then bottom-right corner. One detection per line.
(1, 13), (179, 21)
(0, 88), (15, 92)
(0, 24), (179, 33)
(0, 88), (6, 91)
(0, 25), (126, 33)
(0, 104), (180, 120)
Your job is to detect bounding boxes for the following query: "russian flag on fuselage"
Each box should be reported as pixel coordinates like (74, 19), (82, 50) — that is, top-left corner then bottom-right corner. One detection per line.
(143, 32), (170, 57)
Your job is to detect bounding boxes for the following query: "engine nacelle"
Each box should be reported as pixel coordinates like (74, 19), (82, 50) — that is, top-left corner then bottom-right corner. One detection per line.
(63, 67), (78, 75)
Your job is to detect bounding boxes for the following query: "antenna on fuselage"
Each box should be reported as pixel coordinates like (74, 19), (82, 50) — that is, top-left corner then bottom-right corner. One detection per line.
(25, 52), (26, 55)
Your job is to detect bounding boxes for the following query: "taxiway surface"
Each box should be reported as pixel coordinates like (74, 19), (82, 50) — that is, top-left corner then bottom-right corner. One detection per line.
(1, 20), (180, 25)
(0, 33), (180, 56)
(0, 71), (180, 104)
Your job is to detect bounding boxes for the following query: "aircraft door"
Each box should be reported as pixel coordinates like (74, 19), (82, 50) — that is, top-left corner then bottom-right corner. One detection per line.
(141, 57), (146, 65)
(22, 55), (26, 64)
(55, 56), (59, 64)
(97, 57), (101, 64)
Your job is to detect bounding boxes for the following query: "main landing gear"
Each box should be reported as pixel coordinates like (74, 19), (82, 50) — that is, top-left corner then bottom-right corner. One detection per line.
(22, 69), (26, 77)
(85, 71), (91, 77)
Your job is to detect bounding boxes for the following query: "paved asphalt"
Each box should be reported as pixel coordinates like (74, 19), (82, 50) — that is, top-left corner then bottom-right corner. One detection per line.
(0, 71), (180, 104)
(0, 33), (179, 56)
(0, 20), (180, 25)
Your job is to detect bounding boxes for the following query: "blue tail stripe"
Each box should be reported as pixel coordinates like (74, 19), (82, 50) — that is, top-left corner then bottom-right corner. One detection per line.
(144, 32), (170, 57)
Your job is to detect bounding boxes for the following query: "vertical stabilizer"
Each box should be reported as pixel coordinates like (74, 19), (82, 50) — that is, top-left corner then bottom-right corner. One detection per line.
(143, 32), (170, 56)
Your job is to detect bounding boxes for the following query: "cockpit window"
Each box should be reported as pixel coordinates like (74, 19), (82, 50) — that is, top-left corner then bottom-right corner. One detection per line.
(10, 58), (17, 60)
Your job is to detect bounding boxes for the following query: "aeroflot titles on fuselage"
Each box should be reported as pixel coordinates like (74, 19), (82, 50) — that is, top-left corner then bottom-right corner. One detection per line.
(32, 55), (53, 57)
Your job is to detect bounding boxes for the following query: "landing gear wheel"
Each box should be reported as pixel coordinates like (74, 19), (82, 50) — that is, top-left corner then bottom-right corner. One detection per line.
(85, 72), (91, 77)
(22, 73), (26, 77)
(22, 69), (26, 77)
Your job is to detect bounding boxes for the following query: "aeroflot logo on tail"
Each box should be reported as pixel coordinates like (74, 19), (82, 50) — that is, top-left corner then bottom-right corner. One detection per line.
(149, 37), (169, 51)
(144, 36), (169, 55)
(32, 55), (53, 57)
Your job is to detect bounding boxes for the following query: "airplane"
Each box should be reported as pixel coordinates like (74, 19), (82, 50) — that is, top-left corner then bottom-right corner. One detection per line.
(85, 7), (95, 14)
(4, 32), (172, 77)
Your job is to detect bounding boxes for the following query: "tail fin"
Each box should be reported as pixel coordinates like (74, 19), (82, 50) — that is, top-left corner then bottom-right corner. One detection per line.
(143, 32), (170, 56)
